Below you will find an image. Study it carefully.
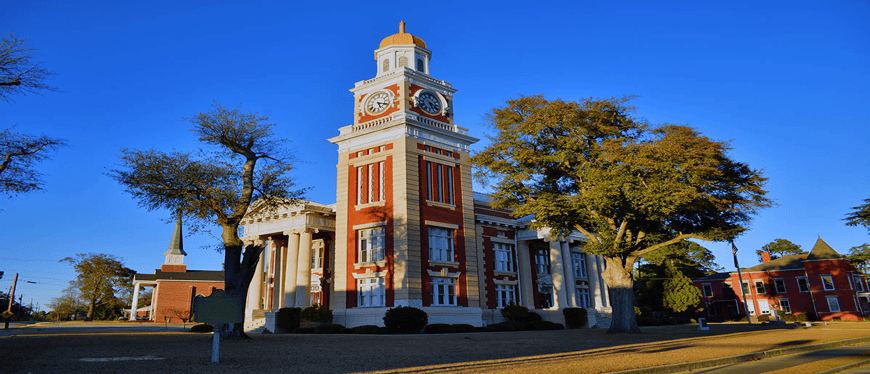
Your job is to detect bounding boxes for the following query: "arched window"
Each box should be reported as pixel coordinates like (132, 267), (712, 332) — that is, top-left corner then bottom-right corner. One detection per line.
(416, 58), (424, 72)
(398, 56), (408, 68)
(382, 59), (389, 72)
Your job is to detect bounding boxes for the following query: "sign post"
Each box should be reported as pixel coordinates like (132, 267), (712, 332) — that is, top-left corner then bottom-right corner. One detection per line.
(192, 290), (242, 363)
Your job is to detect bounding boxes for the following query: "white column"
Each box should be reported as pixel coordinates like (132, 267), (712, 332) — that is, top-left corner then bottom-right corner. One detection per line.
(246, 246), (265, 314)
(283, 232), (300, 308)
(586, 253), (600, 308)
(130, 283), (141, 320)
(548, 239), (568, 310)
(295, 230), (314, 307)
(269, 239), (283, 311)
(517, 240), (535, 308)
(561, 241), (577, 307)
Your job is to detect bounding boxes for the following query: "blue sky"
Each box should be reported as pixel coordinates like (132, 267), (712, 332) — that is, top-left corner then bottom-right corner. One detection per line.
(2, 0), (868, 311)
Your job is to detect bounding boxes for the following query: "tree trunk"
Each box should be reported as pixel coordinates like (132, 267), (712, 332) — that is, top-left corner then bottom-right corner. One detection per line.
(601, 256), (642, 333)
(220, 225), (264, 340)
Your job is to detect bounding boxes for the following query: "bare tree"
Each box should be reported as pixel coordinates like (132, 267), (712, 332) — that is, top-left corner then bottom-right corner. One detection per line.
(0, 33), (57, 101)
(0, 127), (66, 197)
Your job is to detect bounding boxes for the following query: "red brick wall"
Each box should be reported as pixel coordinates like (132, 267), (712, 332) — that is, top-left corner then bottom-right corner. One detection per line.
(153, 281), (223, 322)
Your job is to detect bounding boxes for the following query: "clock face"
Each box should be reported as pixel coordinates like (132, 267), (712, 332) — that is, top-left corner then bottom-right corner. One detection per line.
(418, 92), (442, 114)
(365, 91), (392, 114)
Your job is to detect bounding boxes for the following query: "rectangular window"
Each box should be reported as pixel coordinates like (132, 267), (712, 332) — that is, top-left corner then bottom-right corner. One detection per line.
(496, 284), (516, 308)
(311, 242), (324, 270)
(358, 277), (385, 307)
(535, 249), (550, 275)
(540, 286), (553, 309)
(426, 161), (454, 205)
(429, 227), (454, 262)
(774, 278), (786, 293)
(356, 166), (364, 205)
(431, 277), (456, 306)
(742, 281), (752, 295)
(368, 164), (374, 203)
(855, 277), (865, 292)
(797, 277), (809, 292)
(379, 161), (385, 201)
(827, 296), (841, 312)
(358, 227), (385, 263)
(779, 299), (792, 314)
(577, 288), (591, 308)
(822, 275), (835, 290)
(311, 292), (321, 306)
(755, 280), (766, 294)
(572, 252), (587, 279)
(702, 283), (713, 298)
(494, 243), (514, 272)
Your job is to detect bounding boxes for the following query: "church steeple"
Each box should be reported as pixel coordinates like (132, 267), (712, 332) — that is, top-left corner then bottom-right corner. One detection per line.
(163, 215), (187, 267)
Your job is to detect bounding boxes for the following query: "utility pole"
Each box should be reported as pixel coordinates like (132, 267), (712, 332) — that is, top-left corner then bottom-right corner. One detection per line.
(3, 273), (18, 329)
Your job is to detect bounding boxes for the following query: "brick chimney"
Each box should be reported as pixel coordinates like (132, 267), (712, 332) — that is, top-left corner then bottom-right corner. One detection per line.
(761, 251), (772, 263)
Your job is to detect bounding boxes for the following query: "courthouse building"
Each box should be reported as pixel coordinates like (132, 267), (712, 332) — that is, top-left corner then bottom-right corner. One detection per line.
(239, 23), (613, 330)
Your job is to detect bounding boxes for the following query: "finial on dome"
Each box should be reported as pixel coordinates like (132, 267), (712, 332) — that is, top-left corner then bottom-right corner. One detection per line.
(400, 21), (405, 33)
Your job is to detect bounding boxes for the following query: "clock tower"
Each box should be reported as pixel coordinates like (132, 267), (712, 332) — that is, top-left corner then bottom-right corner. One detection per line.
(329, 22), (482, 326)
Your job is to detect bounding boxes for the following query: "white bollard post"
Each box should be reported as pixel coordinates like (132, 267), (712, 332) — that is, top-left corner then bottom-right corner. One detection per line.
(211, 324), (222, 363)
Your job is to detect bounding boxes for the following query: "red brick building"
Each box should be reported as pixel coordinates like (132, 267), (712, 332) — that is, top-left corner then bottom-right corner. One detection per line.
(694, 237), (869, 322)
(128, 218), (224, 322)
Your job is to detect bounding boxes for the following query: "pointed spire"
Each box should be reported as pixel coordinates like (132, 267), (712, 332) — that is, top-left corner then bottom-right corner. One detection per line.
(163, 214), (187, 257)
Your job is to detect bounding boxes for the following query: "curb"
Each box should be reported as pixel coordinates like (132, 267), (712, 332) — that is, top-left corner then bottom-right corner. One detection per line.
(610, 336), (870, 374)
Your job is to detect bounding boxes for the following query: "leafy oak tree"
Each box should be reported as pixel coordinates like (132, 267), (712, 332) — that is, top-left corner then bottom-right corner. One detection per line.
(756, 238), (804, 262)
(60, 253), (135, 319)
(472, 95), (771, 333)
(845, 198), (870, 233)
(109, 102), (303, 339)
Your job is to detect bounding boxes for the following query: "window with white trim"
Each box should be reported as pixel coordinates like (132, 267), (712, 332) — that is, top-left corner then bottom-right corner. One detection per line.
(356, 161), (386, 205)
(779, 299), (792, 314)
(774, 278), (786, 293)
(742, 281), (752, 295)
(754, 280), (766, 294)
(826, 296), (841, 312)
(495, 284), (516, 308)
(431, 277), (456, 306)
(577, 288), (591, 308)
(358, 227), (385, 263)
(855, 276), (865, 292)
(797, 276), (809, 292)
(311, 241), (324, 270)
(822, 275), (835, 291)
(702, 283), (713, 298)
(494, 243), (514, 272)
(426, 161), (454, 204)
(429, 227), (454, 262)
(358, 277), (385, 307)
(572, 252), (587, 279)
(536, 249), (550, 275)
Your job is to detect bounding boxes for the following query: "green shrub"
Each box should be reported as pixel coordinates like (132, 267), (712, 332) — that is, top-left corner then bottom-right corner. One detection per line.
(795, 313), (810, 322)
(500, 303), (529, 322)
(637, 316), (661, 326)
(563, 308), (588, 329)
(352, 325), (380, 334)
(660, 318), (678, 325)
(293, 327), (315, 334)
(526, 320), (565, 330)
(424, 323), (456, 334)
(475, 326), (496, 333)
(522, 312), (543, 324)
(277, 307), (302, 332)
(315, 323), (346, 334)
(783, 314), (796, 322)
(490, 322), (517, 332)
(190, 323), (213, 333)
(383, 306), (428, 333)
(452, 324), (475, 333)
(374, 327), (391, 334)
(301, 304), (334, 324)
(757, 315), (770, 322)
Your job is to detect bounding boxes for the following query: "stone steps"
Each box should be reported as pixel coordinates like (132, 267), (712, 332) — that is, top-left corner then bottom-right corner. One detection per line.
(244, 318), (266, 333)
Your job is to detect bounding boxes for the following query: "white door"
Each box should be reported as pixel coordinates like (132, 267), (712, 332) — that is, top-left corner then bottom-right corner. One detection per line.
(758, 299), (770, 315)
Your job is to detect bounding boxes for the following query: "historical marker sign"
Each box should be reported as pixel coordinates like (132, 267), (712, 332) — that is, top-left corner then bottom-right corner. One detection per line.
(192, 290), (242, 363)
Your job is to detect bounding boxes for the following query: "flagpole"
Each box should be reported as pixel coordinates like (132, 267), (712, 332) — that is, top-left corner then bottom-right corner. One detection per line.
(731, 241), (752, 325)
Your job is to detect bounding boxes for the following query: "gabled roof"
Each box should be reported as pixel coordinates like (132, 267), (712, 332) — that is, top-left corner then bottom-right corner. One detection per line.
(694, 272), (732, 282)
(806, 237), (843, 260)
(745, 253), (808, 272)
